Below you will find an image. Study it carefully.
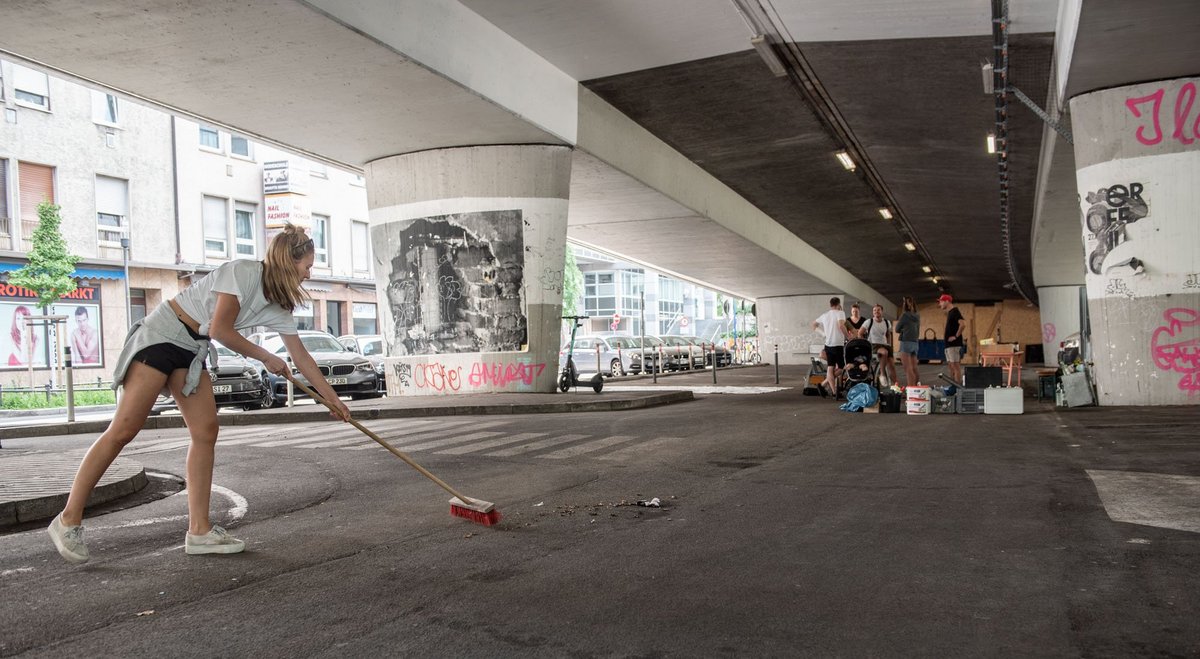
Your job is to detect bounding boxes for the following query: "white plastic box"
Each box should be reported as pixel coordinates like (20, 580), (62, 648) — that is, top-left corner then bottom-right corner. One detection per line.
(983, 387), (1024, 414)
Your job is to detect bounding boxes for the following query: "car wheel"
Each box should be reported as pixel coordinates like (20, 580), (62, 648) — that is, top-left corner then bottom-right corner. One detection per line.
(609, 359), (625, 377)
(592, 379), (603, 393)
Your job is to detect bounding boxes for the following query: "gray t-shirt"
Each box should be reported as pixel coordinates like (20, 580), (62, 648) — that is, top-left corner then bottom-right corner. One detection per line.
(863, 317), (891, 344)
(895, 311), (920, 342)
(175, 259), (298, 335)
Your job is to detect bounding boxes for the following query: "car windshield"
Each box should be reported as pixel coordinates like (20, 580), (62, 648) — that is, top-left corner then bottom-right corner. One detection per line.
(215, 345), (238, 358)
(262, 334), (346, 354)
(363, 340), (383, 356)
(642, 336), (664, 347)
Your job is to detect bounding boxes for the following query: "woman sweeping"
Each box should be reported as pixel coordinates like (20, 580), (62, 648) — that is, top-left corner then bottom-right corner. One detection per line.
(48, 225), (351, 564)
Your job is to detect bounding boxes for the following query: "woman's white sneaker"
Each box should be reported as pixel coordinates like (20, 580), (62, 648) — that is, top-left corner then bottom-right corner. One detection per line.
(185, 525), (245, 555)
(47, 514), (90, 564)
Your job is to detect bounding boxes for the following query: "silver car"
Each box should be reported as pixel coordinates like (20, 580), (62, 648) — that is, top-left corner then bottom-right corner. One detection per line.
(247, 330), (382, 405)
(559, 334), (641, 377)
(338, 333), (388, 394)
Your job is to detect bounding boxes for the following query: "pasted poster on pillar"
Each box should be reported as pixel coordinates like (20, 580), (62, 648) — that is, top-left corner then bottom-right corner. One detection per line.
(381, 210), (526, 354)
(56, 302), (103, 367)
(0, 302), (49, 368)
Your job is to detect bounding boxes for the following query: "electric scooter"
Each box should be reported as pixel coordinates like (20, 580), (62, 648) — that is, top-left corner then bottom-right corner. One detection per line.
(560, 315), (604, 393)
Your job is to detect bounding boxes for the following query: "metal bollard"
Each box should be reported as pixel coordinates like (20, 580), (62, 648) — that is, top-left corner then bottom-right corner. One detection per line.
(44, 382), (53, 403)
(774, 343), (780, 384)
(653, 346), (659, 384)
(65, 346), (75, 423)
(286, 357), (295, 407)
(712, 344), (718, 384)
(596, 344), (602, 375)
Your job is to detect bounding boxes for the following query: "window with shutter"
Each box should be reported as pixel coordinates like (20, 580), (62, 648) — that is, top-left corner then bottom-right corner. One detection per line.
(18, 162), (54, 251)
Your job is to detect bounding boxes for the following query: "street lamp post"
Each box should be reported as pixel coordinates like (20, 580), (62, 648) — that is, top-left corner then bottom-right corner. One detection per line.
(120, 236), (132, 330)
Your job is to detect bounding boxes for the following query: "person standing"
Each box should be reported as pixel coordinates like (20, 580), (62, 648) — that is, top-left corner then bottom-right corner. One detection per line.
(47, 225), (352, 565)
(812, 297), (849, 398)
(894, 296), (921, 387)
(939, 294), (966, 384)
(844, 303), (867, 339)
(863, 304), (897, 386)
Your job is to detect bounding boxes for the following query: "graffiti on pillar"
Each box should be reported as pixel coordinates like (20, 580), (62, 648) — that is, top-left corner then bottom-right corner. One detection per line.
(1184, 273), (1200, 290)
(1150, 308), (1200, 394)
(1105, 278), (1136, 299)
(1042, 323), (1056, 345)
(385, 211), (526, 354)
(1083, 183), (1149, 276)
(1125, 82), (1200, 147)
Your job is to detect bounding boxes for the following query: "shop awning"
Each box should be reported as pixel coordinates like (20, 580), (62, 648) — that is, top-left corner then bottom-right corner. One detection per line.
(0, 262), (124, 280)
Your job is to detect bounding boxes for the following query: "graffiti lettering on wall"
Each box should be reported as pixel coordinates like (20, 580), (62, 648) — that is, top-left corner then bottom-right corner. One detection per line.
(1083, 183), (1148, 275)
(1105, 278), (1136, 299)
(392, 360), (548, 392)
(383, 211), (526, 355)
(1150, 308), (1200, 394)
(1125, 82), (1200, 147)
(468, 361), (545, 388)
(1185, 273), (1200, 290)
(1042, 323), (1056, 345)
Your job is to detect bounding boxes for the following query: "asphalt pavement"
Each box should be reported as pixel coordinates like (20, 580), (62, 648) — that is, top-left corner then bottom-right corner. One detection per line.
(1, 364), (1198, 657)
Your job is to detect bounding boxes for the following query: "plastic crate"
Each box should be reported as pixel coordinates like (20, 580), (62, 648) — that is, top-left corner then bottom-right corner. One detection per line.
(956, 388), (985, 414)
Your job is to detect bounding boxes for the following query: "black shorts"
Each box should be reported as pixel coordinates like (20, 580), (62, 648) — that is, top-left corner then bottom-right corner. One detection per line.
(824, 345), (845, 369)
(872, 343), (893, 358)
(132, 318), (208, 376)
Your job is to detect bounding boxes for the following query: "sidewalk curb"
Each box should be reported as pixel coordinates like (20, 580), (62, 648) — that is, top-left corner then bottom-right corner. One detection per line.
(0, 455), (148, 529)
(0, 390), (694, 440)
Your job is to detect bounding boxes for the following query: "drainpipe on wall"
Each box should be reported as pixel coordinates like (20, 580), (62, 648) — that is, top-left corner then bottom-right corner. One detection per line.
(170, 117), (182, 265)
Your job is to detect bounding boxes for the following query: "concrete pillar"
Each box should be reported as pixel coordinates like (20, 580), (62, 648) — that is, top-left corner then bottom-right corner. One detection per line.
(758, 294), (845, 365)
(1070, 76), (1200, 405)
(1037, 285), (1083, 366)
(365, 145), (572, 395)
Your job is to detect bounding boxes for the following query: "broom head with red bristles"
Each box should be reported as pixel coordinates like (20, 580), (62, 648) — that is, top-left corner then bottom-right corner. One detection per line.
(449, 497), (502, 526)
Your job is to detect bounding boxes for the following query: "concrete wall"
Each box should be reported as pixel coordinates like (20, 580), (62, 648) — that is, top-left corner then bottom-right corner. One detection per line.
(366, 145), (571, 395)
(1071, 76), (1200, 405)
(1038, 286), (1082, 364)
(758, 294), (842, 365)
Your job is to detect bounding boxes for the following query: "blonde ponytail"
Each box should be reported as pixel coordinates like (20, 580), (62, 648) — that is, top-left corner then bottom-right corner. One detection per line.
(262, 224), (313, 312)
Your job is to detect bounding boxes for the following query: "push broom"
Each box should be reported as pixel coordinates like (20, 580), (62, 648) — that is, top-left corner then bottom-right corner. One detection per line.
(283, 374), (501, 526)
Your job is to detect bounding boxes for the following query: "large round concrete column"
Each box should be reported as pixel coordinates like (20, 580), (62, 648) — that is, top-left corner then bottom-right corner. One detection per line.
(1036, 285), (1083, 367)
(365, 145), (572, 395)
(1070, 77), (1200, 405)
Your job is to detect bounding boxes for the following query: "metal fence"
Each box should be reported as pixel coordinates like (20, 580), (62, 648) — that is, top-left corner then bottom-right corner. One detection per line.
(0, 379), (114, 406)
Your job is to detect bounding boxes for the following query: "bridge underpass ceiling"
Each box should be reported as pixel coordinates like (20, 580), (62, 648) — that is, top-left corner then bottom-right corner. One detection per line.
(465, 0), (1056, 303)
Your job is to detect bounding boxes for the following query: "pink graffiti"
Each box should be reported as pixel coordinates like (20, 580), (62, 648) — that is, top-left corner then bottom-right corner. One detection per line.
(1042, 323), (1056, 345)
(412, 362), (462, 392)
(1126, 83), (1200, 147)
(1150, 308), (1200, 394)
(468, 362), (546, 388)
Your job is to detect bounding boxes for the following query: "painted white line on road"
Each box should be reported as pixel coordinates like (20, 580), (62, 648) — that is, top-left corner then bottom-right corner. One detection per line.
(540, 435), (637, 459)
(484, 434), (589, 457)
(2, 567), (35, 577)
(1088, 469), (1200, 534)
(85, 483), (247, 531)
(435, 432), (548, 455)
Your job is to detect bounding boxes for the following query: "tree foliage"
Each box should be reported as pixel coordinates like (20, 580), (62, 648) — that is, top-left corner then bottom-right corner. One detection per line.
(10, 202), (79, 310)
(562, 247), (584, 315)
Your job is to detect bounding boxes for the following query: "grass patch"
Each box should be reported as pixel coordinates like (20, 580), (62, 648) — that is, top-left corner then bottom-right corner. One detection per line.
(1, 389), (116, 410)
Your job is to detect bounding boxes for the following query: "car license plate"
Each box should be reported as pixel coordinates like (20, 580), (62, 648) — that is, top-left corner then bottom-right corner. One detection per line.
(212, 385), (232, 394)
(328, 377), (348, 385)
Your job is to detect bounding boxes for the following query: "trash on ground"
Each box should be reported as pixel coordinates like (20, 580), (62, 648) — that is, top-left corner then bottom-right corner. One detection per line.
(636, 497), (662, 507)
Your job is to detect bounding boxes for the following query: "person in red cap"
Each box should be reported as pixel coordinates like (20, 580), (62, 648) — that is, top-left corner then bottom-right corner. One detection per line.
(938, 294), (966, 384)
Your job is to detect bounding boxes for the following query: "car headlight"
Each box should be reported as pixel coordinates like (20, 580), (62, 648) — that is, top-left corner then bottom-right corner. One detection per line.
(242, 366), (258, 377)
(356, 362), (374, 372)
(373, 362), (385, 374)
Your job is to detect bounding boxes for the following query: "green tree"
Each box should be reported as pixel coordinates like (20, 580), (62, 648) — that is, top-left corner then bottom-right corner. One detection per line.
(10, 202), (80, 311)
(562, 247), (583, 315)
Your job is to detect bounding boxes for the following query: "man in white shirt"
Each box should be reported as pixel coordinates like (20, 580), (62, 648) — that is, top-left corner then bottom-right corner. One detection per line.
(863, 304), (897, 386)
(812, 297), (849, 397)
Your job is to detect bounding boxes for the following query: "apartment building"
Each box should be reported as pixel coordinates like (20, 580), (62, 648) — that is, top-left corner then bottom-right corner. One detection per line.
(0, 58), (377, 387)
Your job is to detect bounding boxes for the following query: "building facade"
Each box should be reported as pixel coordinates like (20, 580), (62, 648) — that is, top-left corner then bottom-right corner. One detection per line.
(0, 59), (377, 388)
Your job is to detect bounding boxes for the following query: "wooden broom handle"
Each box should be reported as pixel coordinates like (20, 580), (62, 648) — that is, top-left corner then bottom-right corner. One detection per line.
(283, 374), (475, 505)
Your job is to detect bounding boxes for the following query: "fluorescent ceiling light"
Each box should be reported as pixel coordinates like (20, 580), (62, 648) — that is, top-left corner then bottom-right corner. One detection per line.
(982, 62), (994, 94)
(904, 242), (916, 252)
(931, 276), (940, 284)
(921, 265), (932, 273)
(878, 208), (893, 220)
(986, 133), (996, 154)
(750, 35), (788, 78)
(835, 151), (855, 171)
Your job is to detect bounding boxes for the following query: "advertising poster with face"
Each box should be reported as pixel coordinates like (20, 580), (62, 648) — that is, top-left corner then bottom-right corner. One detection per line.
(60, 303), (103, 367)
(1, 302), (49, 369)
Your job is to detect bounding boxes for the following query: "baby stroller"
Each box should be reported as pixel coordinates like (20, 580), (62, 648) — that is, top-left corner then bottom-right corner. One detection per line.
(842, 338), (876, 392)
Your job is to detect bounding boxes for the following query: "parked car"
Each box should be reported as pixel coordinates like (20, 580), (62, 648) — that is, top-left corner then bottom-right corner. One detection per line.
(338, 334), (388, 394)
(659, 336), (708, 370)
(150, 342), (273, 414)
(246, 330), (382, 406)
(558, 334), (641, 377)
(629, 336), (681, 374)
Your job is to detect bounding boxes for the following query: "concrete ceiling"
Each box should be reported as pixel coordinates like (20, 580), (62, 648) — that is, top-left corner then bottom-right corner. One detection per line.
(3, 0), (1198, 305)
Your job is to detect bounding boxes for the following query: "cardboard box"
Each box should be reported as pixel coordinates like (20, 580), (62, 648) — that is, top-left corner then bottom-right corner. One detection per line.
(863, 403), (880, 414)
